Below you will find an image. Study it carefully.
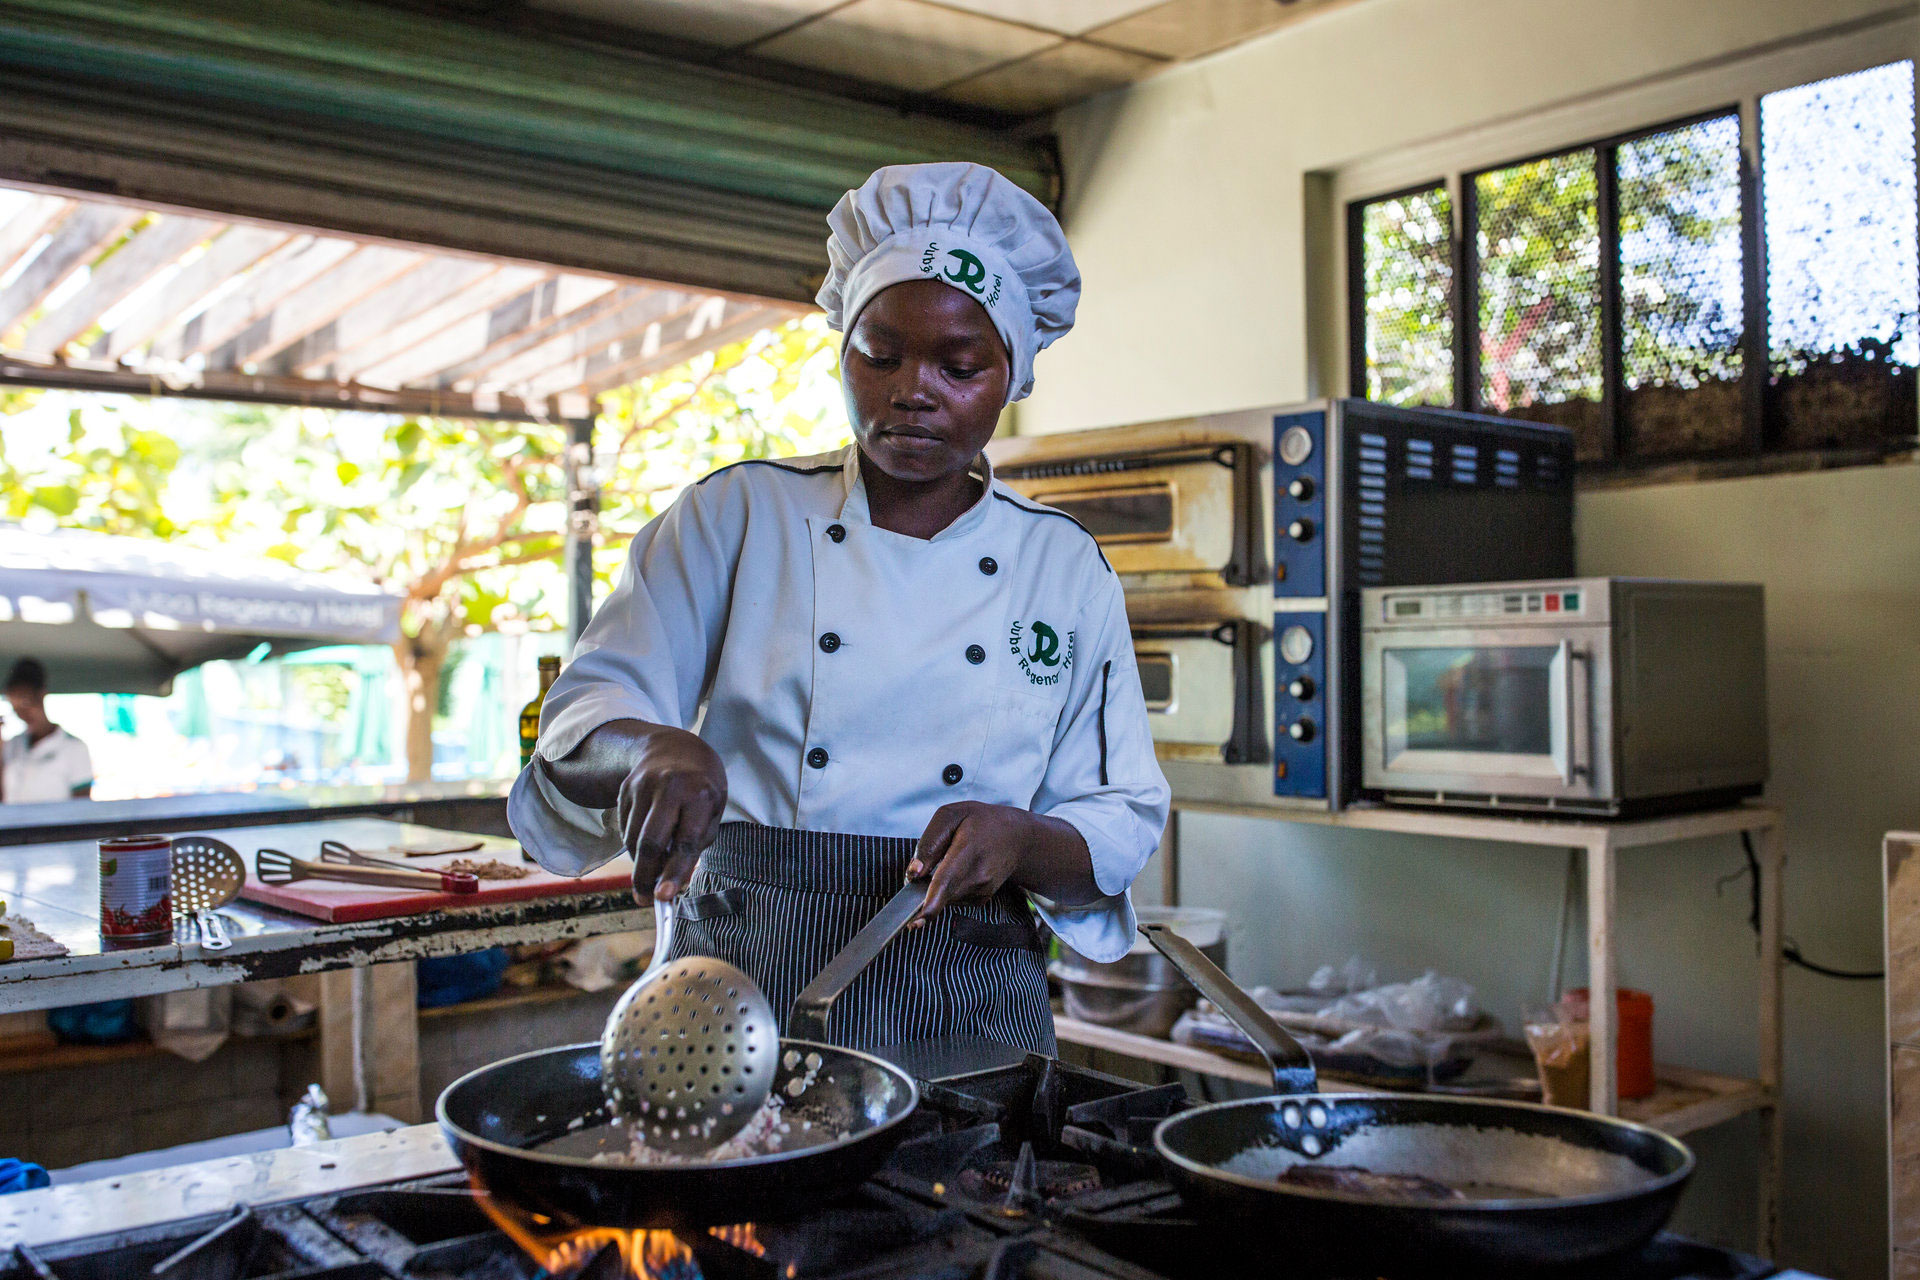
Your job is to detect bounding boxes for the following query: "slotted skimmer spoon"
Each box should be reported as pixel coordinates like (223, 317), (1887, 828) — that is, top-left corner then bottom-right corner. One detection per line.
(171, 836), (246, 951)
(599, 895), (780, 1155)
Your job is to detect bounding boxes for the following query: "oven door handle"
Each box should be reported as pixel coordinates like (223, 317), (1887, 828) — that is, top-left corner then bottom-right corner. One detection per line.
(1562, 642), (1592, 784)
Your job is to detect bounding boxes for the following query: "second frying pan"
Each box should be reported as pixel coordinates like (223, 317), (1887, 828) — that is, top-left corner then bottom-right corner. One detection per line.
(1138, 924), (1694, 1272)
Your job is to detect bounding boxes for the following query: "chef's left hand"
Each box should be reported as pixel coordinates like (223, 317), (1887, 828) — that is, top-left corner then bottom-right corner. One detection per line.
(907, 802), (1100, 922)
(907, 802), (1026, 922)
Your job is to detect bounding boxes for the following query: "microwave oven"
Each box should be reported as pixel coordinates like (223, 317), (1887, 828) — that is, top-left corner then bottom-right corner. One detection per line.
(1360, 578), (1768, 816)
(989, 399), (1575, 810)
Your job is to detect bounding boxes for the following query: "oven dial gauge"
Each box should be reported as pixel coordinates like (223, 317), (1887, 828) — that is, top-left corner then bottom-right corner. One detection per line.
(1287, 676), (1316, 701)
(1286, 476), (1316, 501)
(1278, 425), (1314, 466)
(1288, 718), (1317, 743)
(1279, 625), (1314, 665)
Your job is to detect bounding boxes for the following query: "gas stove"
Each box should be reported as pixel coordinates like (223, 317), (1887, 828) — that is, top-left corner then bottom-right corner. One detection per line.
(2, 1056), (1785, 1280)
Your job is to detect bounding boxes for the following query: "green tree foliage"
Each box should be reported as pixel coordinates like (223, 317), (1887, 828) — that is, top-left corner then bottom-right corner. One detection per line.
(0, 395), (186, 535)
(0, 313), (847, 779)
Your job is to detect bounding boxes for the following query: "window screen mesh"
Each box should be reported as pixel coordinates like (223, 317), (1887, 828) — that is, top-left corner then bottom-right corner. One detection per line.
(1761, 60), (1917, 451)
(1618, 115), (1746, 458)
(1475, 150), (1606, 459)
(1359, 186), (1454, 407)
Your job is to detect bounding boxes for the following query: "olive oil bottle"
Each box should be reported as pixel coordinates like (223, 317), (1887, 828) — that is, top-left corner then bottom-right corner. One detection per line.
(519, 655), (561, 769)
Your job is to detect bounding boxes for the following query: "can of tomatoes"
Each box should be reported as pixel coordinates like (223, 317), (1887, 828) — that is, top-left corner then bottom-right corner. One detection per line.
(99, 834), (173, 943)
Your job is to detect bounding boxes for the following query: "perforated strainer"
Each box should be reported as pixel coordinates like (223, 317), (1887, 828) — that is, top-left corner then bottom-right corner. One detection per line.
(170, 836), (246, 951)
(599, 897), (779, 1154)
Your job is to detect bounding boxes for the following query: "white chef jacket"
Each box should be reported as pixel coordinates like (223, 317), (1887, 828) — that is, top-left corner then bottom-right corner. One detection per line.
(2, 727), (93, 804)
(509, 444), (1169, 963)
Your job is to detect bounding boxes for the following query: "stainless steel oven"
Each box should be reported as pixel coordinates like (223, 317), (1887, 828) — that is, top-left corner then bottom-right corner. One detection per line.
(1361, 578), (1768, 816)
(990, 400), (1576, 810)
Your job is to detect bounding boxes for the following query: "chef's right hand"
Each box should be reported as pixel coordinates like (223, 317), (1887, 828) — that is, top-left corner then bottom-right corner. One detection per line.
(616, 724), (727, 904)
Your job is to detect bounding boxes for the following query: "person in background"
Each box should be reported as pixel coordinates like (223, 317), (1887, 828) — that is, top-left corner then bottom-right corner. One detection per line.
(1, 659), (93, 804)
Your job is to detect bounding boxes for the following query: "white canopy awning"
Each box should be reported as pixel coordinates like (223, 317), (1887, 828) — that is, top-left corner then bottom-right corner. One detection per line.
(0, 525), (403, 694)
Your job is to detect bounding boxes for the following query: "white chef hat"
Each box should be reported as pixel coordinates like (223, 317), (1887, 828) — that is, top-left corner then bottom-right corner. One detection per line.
(817, 162), (1079, 403)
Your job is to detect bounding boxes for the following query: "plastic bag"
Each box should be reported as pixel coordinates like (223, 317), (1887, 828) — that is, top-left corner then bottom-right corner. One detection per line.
(1171, 965), (1499, 1087)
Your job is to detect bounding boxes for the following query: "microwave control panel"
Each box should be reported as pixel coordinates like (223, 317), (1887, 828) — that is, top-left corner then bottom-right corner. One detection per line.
(1376, 583), (1593, 624)
(1270, 611), (1327, 800)
(1271, 408), (1327, 599)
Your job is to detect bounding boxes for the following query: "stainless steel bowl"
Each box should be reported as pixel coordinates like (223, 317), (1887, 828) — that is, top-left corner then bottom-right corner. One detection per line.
(1051, 907), (1227, 1038)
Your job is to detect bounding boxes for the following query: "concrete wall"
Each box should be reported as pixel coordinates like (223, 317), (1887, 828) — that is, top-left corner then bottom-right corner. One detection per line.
(1022, 2), (1920, 1275)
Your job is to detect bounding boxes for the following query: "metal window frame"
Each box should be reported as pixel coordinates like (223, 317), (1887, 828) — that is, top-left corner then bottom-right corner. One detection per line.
(1351, 104), (1763, 464)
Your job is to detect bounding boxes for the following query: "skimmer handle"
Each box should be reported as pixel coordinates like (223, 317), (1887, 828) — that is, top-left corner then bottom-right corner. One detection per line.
(789, 881), (927, 1043)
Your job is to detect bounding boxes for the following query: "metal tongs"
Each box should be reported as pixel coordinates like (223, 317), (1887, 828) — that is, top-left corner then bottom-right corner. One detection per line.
(316, 839), (481, 893)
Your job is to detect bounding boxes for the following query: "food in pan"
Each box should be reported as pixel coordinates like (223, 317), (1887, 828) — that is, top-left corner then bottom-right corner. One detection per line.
(591, 1048), (835, 1166)
(1275, 1164), (1466, 1201)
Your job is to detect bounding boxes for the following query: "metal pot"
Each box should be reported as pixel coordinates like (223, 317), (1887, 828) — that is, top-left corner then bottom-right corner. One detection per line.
(1051, 906), (1226, 1037)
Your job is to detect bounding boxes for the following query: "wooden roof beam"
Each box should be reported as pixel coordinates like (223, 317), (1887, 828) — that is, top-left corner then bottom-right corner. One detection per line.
(0, 349), (579, 423)
(204, 244), (426, 372)
(317, 264), (546, 383)
(581, 301), (794, 397)
(90, 224), (290, 363)
(0, 202), (140, 339)
(469, 287), (700, 391)
(417, 276), (625, 389)
(140, 235), (357, 366)
(264, 257), (496, 379)
(17, 214), (223, 359)
(351, 275), (611, 390)
(0, 195), (74, 283)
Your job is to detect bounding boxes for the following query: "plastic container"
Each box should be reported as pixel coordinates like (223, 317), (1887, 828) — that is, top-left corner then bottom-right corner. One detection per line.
(1050, 907), (1228, 1038)
(1563, 987), (1655, 1100)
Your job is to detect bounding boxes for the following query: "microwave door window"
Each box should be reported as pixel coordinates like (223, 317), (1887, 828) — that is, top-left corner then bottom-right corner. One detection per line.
(1383, 645), (1567, 779)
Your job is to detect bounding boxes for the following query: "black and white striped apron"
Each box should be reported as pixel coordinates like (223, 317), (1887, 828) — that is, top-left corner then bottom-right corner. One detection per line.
(662, 822), (1055, 1056)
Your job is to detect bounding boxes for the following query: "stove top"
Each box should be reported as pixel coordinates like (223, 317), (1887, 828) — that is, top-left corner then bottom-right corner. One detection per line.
(2, 1056), (1784, 1280)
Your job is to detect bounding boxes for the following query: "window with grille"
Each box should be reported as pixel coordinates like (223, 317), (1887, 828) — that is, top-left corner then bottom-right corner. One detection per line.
(1349, 60), (1917, 469)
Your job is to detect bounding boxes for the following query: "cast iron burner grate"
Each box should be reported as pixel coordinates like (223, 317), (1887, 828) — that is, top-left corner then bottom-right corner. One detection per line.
(3, 1056), (1793, 1280)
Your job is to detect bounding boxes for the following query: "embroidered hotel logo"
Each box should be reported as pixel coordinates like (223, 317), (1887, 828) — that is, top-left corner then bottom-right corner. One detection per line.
(1010, 619), (1074, 686)
(927, 247), (1005, 310)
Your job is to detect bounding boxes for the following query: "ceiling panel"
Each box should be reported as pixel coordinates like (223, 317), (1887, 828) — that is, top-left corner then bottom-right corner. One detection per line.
(754, 0), (1058, 92)
(529, 0), (841, 50)
(925, 0), (1165, 36)
(942, 39), (1162, 113)
(1086, 0), (1305, 59)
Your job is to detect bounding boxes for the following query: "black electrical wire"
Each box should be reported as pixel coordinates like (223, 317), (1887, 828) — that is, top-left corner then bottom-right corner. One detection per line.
(1729, 832), (1883, 980)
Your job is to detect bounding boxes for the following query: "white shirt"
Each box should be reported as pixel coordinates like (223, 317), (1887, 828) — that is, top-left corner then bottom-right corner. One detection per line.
(2, 726), (93, 804)
(509, 444), (1170, 963)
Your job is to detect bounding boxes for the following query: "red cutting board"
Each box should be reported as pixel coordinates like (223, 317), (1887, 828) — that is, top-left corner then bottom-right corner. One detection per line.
(237, 843), (637, 923)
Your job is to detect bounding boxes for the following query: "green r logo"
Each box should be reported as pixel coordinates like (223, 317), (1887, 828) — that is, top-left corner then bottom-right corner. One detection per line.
(1010, 618), (1075, 685)
(944, 250), (988, 294)
(1025, 621), (1061, 667)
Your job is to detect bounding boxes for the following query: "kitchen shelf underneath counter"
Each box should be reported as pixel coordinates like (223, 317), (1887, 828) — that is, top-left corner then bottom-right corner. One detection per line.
(1052, 1015), (1773, 1138)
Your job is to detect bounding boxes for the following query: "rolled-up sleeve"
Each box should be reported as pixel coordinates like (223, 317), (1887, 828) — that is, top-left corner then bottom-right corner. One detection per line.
(1026, 575), (1170, 963)
(507, 481), (737, 876)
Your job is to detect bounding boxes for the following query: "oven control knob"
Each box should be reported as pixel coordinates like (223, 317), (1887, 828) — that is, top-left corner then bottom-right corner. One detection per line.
(1287, 518), (1316, 542)
(1287, 676), (1316, 701)
(1278, 425), (1314, 466)
(1286, 476), (1316, 502)
(1288, 718), (1317, 743)
(1279, 626), (1314, 665)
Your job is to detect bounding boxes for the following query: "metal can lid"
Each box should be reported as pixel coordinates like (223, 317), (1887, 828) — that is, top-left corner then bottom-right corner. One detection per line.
(100, 834), (171, 853)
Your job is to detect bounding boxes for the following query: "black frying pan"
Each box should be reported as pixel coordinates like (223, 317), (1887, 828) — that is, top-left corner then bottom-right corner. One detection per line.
(436, 883), (929, 1231)
(1139, 924), (1695, 1273)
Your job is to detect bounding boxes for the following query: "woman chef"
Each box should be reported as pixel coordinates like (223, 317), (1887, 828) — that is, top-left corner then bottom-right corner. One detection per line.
(509, 162), (1169, 1058)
